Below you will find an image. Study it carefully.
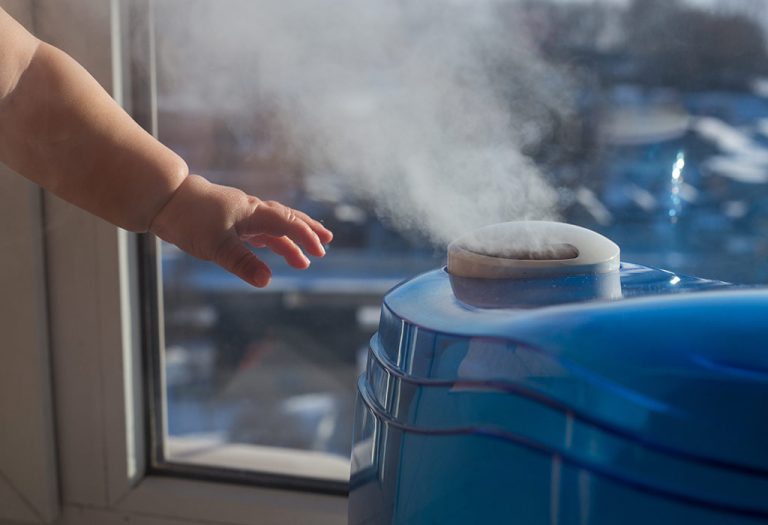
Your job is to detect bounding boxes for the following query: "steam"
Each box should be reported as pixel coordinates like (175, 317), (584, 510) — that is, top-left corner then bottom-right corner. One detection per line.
(155, 0), (574, 245)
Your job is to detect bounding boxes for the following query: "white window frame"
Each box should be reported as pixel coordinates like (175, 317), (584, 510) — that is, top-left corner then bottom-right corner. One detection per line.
(0, 143), (58, 525)
(0, 0), (348, 523)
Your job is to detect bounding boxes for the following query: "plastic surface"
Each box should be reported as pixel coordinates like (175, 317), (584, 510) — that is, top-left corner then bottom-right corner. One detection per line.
(349, 262), (768, 525)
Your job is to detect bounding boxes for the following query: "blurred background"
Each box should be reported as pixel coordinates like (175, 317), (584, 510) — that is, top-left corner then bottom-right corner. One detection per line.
(151, 0), (768, 475)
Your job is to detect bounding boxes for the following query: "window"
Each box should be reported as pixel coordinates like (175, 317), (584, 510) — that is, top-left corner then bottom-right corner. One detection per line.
(145, 0), (768, 495)
(142, 0), (443, 492)
(1, 1), (346, 523)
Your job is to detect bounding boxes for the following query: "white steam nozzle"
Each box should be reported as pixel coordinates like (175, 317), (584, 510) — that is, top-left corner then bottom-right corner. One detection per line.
(447, 221), (620, 279)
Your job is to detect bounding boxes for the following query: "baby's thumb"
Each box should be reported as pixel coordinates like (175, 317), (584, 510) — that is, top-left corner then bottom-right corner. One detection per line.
(214, 236), (272, 288)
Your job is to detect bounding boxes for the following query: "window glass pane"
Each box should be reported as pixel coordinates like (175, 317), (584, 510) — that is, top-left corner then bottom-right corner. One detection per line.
(152, 0), (442, 485)
(150, 0), (768, 485)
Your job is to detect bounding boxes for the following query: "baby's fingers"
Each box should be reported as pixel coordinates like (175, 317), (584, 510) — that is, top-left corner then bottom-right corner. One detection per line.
(240, 201), (326, 257)
(247, 234), (310, 269)
(214, 236), (272, 288)
(292, 209), (333, 244)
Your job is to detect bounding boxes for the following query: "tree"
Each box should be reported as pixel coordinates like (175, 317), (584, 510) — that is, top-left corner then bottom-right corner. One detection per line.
(624, 0), (768, 90)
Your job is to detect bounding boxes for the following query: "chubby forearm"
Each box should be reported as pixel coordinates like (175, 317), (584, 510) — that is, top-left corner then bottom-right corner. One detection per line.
(0, 11), (186, 232)
(0, 8), (333, 288)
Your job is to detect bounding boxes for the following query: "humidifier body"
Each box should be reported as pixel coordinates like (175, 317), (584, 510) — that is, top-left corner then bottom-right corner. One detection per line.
(348, 223), (768, 525)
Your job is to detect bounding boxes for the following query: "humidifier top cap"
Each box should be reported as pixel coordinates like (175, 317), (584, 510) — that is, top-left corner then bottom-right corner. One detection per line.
(447, 221), (620, 279)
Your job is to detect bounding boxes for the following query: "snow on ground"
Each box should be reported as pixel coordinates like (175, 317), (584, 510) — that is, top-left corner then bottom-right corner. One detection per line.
(704, 156), (768, 184)
(692, 117), (762, 156)
(693, 116), (768, 184)
(752, 77), (768, 99)
(576, 186), (612, 225)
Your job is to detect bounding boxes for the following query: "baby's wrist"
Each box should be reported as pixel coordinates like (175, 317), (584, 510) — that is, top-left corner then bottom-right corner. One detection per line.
(115, 149), (190, 233)
(146, 172), (202, 239)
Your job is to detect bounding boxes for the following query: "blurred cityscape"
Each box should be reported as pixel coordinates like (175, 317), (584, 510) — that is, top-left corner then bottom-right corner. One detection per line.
(155, 0), (768, 466)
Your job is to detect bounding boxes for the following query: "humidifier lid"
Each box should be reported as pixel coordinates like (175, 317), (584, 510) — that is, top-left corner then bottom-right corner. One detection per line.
(448, 221), (620, 279)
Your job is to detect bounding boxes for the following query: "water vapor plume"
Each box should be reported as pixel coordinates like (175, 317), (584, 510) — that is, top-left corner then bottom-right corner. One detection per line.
(155, 0), (575, 246)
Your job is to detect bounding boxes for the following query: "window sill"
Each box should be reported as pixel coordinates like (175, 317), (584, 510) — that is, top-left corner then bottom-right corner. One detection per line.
(166, 435), (351, 482)
(117, 477), (347, 525)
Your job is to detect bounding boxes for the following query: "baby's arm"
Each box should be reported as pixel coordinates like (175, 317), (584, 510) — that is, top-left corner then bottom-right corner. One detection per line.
(0, 8), (186, 232)
(0, 8), (331, 287)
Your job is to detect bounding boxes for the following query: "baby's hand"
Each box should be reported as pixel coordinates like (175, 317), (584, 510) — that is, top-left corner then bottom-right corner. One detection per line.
(150, 175), (333, 288)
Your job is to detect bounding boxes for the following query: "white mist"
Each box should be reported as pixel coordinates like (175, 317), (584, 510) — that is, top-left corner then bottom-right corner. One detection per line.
(154, 0), (575, 246)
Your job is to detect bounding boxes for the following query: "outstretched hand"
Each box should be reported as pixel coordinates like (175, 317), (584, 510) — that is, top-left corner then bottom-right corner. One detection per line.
(149, 175), (333, 288)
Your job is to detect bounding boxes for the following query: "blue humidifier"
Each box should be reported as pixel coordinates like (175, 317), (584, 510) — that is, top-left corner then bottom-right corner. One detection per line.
(348, 221), (768, 525)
